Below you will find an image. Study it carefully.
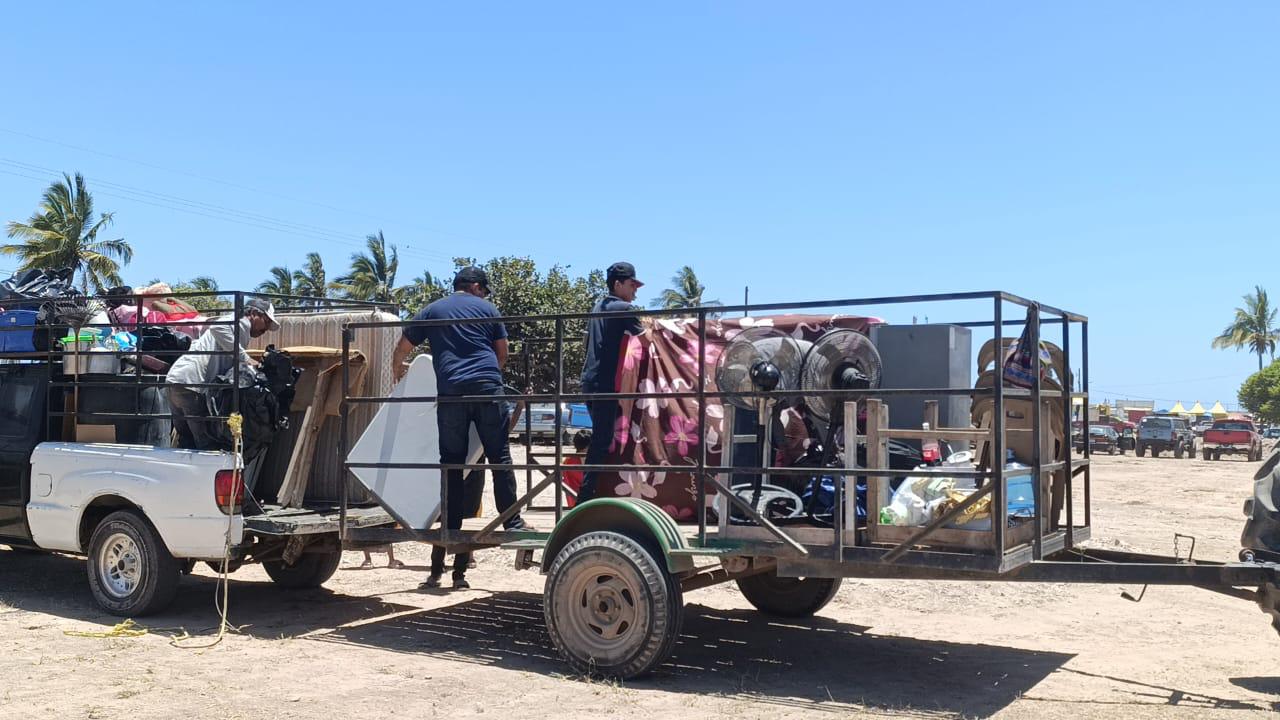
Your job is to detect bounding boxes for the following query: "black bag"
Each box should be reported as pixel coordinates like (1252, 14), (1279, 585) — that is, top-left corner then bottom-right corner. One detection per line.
(206, 347), (299, 461)
(136, 326), (192, 353)
(0, 267), (78, 303)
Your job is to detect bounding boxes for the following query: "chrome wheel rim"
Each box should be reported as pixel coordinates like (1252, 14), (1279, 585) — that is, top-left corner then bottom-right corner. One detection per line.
(98, 532), (143, 598)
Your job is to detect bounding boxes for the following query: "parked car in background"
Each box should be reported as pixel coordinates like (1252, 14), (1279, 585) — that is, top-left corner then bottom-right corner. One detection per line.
(1202, 416), (1263, 461)
(1076, 425), (1122, 455)
(1265, 427), (1280, 440)
(1137, 415), (1195, 459)
(1193, 421), (1213, 437)
(512, 402), (591, 443)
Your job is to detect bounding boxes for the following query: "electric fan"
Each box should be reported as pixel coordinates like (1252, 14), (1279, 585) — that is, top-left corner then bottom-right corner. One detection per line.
(800, 329), (883, 424)
(714, 326), (806, 518)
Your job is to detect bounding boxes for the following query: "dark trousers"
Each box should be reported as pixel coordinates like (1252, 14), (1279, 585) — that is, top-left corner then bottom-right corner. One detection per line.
(167, 386), (218, 451)
(578, 399), (620, 504)
(431, 384), (525, 577)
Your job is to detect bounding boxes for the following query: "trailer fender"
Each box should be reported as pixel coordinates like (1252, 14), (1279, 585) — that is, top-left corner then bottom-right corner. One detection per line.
(539, 498), (692, 574)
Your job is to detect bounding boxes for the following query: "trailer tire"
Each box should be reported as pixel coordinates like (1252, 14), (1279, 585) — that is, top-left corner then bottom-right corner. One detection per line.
(1260, 582), (1280, 637)
(736, 571), (842, 618)
(263, 550), (343, 589)
(86, 510), (181, 617)
(544, 531), (683, 679)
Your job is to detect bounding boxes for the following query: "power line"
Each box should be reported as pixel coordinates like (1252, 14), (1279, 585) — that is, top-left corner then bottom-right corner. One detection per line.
(0, 126), (502, 250)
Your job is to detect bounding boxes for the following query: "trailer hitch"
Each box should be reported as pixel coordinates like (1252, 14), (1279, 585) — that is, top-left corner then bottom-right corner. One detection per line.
(1122, 533), (1198, 603)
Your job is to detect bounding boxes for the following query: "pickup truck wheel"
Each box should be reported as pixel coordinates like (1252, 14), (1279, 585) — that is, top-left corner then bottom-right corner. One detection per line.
(1202, 448), (1211, 461)
(1174, 444), (1184, 459)
(87, 510), (181, 617)
(263, 550), (343, 589)
(736, 571), (842, 618)
(544, 531), (683, 679)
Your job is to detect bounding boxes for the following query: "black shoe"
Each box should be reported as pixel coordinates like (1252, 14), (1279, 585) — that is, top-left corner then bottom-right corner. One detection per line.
(420, 573), (442, 589)
(452, 576), (471, 590)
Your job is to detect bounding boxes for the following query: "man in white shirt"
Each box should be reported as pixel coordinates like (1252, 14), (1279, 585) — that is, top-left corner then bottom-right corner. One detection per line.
(165, 298), (279, 450)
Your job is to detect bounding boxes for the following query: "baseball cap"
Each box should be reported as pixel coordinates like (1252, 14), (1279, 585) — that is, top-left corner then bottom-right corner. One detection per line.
(245, 298), (280, 331)
(606, 261), (643, 287)
(453, 266), (491, 294)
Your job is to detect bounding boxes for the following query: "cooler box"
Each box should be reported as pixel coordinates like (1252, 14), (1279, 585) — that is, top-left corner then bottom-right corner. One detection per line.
(0, 310), (38, 353)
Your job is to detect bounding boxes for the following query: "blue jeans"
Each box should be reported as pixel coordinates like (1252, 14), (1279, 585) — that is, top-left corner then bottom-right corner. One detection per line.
(577, 399), (620, 504)
(433, 383), (525, 576)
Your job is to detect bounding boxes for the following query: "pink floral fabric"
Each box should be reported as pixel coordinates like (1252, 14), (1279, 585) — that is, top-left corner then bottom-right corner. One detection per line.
(596, 313), (879, 521)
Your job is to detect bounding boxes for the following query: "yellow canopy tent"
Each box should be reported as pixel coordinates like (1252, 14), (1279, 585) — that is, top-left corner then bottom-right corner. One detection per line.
(1189, 401), (1206, 415)
(1168, 401), (1187, 415)
(1209, 401), (1228, 418)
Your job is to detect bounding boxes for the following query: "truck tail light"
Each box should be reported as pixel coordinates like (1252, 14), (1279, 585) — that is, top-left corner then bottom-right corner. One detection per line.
(214, 469), (244, 515)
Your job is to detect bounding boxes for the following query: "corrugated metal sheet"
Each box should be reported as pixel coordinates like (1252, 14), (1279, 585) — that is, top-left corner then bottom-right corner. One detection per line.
(249, 310), (401, 505)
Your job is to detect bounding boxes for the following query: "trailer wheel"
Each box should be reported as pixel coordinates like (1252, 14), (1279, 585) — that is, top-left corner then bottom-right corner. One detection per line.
(86, 510), (181, 617)
(736, 570), (842, 618)
(544, 531), (683, 679)
(263, 550), (343, 589)
(1260, 582), (1280, 636)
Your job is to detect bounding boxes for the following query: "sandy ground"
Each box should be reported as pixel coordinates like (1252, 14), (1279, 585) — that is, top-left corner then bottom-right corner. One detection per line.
(2, 449), (1279, 719)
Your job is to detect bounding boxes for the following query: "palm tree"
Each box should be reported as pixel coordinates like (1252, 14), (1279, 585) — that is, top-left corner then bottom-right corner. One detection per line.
(3, 172), (132, 293)
(1212, 285), (1280, 371)
(292, 252), (330, 307)
(170, 276), (230, 311)
(651, 265), (720, 310)
(396, 270), (449, 315)
(336, 231), (399, 303)
(256, 266), (295, 297)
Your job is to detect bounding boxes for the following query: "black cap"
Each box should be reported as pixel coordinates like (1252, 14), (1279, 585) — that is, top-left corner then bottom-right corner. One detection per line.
(453, 266), (490, 293)
(606, 261), (643, 287)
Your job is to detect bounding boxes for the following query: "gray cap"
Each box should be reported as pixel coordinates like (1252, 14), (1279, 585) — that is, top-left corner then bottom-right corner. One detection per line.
(245, 298), (280, 331)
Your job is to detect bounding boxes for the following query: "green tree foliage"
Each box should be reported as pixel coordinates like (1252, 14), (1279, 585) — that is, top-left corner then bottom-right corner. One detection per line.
(292, 252), (331, 306)
(1212, 285), (1280, 371)
(651, 265), (719, 311)
(335, 230), (398, 303)
(170, 276), (232, 312)
(1238, 361), (1280, 425)
(256, 266), (294, 296)
(2, 172), (133, 293)
(395, 270), (449, 315)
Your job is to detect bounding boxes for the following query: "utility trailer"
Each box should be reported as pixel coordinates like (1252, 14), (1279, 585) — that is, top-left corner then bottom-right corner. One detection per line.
(0, 290), (395, 614)
(340, 290), (1280, 679)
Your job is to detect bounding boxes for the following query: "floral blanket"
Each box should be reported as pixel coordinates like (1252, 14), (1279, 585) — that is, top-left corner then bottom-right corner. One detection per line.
(596, 313), (879, 521)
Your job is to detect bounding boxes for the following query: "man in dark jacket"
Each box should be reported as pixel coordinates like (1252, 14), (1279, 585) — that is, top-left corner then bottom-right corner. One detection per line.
(392, 266), (529, 590)
(577, 262), (645, 503)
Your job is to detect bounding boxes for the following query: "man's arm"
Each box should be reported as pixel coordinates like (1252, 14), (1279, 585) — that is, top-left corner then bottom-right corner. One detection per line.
(494, 338), (509, 369)
(392, 335), (415, 383)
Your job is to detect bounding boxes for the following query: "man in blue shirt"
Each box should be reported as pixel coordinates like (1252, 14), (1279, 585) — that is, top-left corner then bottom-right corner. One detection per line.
(392, 266), (529, 590)
(577, 261), (645, 503)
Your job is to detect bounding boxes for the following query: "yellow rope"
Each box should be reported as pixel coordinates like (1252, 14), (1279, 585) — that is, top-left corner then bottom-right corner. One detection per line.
(64, 619), (147, 638)
(171, 413), (243, 649)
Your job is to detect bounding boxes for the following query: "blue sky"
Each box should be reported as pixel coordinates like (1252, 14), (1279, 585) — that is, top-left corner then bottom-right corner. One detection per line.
(1, 3), (1276, 409)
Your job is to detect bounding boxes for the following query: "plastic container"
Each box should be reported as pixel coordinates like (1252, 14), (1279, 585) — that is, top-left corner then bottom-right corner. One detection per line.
(0, 310), (38, 352)
(60, 340), (118, 375)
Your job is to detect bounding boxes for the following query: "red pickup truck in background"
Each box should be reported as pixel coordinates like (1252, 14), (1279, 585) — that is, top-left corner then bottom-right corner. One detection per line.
(1201, 416), (1263, 461)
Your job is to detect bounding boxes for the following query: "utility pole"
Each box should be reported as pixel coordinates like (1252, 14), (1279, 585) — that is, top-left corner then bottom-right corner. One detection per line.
(743, 286), (749, 317)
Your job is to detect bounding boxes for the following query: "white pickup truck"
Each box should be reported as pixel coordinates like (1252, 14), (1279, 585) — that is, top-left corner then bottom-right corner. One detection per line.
(0, 360), (389, 616)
